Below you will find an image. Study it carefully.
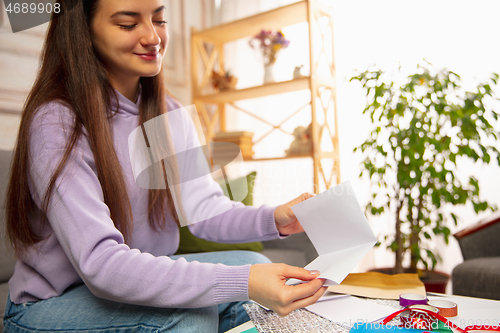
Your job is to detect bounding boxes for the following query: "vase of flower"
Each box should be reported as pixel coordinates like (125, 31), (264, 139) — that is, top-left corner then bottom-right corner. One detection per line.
(263, 63), (275, 84)
(249, 30), (290, 84)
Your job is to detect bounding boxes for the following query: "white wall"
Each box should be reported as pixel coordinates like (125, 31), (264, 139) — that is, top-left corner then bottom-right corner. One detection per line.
(0, 0), (212, 149)
(0, 2), (42, 149)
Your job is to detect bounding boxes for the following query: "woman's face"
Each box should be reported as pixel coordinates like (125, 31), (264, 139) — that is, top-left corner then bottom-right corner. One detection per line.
(90, 0), (168, 84)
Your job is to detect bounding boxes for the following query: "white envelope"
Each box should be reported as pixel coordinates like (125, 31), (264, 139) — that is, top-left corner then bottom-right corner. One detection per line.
(287, 181), (376, 286)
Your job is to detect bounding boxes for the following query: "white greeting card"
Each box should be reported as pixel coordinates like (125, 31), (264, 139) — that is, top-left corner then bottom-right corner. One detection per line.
(287, 181), (376, 286)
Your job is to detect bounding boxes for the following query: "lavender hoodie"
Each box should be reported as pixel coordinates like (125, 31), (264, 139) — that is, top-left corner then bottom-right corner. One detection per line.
(9, 91), (280, 308)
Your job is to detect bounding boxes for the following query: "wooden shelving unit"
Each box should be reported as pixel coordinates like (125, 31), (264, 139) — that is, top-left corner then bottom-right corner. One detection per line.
(191, 0), (340, 192)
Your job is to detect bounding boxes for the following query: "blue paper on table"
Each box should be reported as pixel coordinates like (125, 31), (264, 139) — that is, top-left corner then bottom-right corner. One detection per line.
(287, 181), (377, 286)
(351, 323), (429, 333)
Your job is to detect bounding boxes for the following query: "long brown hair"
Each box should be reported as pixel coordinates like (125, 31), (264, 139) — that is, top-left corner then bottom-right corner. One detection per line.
(5, 0), (179, 256)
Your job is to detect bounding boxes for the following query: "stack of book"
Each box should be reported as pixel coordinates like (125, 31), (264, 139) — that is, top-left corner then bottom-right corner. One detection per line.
(212, 131), (254, 160)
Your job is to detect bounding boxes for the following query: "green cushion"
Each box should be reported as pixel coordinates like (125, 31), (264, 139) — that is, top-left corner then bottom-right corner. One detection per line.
(175, 171), (263, 254)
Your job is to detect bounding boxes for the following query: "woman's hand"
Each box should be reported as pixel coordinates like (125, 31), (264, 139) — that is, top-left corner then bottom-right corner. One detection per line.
(274, 192), (314, 235)
(248, 263), (327, 316)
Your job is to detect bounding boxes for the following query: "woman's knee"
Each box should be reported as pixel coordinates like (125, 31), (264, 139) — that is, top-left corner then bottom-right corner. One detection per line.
(234, 250), (272, 265)
(164, 305), (218, 333)
(172, 250), (272, 266)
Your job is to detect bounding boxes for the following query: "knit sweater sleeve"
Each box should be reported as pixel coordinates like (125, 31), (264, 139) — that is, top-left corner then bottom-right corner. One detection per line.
(25, 102), (263, 308)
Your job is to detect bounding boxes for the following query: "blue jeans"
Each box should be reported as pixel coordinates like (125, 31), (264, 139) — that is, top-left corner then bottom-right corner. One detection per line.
(3, 250), (270, 333)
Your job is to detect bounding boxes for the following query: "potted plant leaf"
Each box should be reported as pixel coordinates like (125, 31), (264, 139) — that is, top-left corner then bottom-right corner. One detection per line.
(351, 61), (500, 291)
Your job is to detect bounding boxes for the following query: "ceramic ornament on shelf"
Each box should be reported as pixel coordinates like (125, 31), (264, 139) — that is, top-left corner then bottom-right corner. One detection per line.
(285, 123), (313, 156)
(293, 65), (306, 79)
(249, 30), (290, 84)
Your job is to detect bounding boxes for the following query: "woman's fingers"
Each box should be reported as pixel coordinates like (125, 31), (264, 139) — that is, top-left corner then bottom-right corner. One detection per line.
(287, 192), (315, 206)
(280, 264), (320, 281)
(284, 278), (326, 302)
(277, 285), (328, 316)
(248, 263), (327, 317)
(274, 192), (315, 235)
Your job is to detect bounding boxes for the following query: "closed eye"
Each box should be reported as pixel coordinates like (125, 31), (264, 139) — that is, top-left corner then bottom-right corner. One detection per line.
(119, 21), (166, 30)
(119, 24), (137, 30)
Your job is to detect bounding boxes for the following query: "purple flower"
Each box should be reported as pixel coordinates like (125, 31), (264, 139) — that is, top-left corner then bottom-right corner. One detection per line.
(249, 30), (290, 65)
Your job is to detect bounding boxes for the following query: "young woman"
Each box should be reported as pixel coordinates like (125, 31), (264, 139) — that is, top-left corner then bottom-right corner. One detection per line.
(3, 0), (327, 332)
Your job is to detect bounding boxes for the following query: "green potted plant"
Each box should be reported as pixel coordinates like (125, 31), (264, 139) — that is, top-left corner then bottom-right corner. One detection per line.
(351, 61), (500, 291)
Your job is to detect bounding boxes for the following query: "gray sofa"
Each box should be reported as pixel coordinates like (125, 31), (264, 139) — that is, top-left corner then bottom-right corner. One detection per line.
(0, 149), (317, 330)
(452, 214), (500, 300)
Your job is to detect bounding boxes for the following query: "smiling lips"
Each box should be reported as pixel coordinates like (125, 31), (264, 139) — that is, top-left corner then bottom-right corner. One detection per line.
(135, 52), (159, 61)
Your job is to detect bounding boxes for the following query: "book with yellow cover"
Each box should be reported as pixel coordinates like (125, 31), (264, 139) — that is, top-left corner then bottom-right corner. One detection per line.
(328, 271), (426, 299)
